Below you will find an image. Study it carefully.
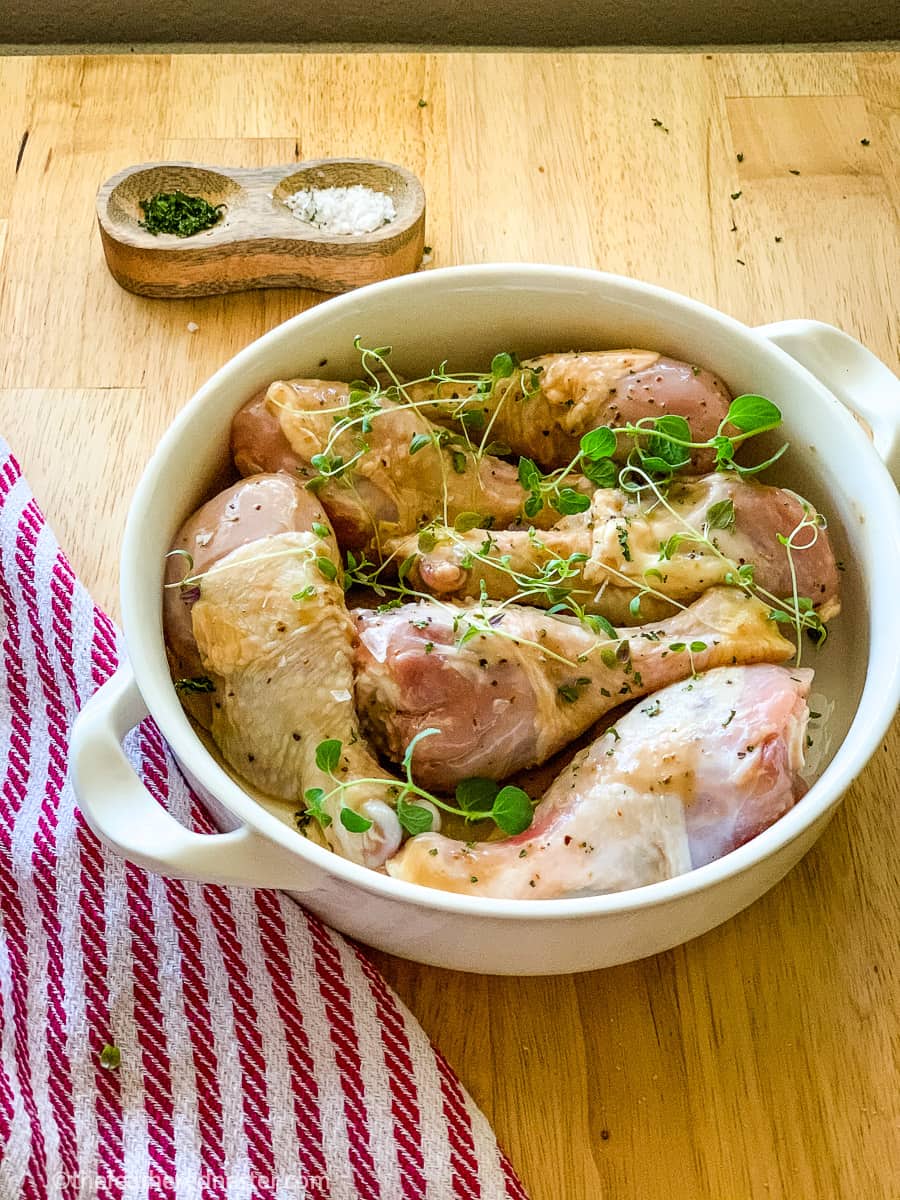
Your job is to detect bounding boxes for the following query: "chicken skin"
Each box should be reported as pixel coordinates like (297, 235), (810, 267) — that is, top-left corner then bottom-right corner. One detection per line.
(354, 588), (794, 790)
(231, 379), (579, 551)
(164, 474), (407, 868)
(393, 473), (840, 625)
(386, 664), (812, 898)
(163, 473), (329, 729)
(405, 351), (734, 472)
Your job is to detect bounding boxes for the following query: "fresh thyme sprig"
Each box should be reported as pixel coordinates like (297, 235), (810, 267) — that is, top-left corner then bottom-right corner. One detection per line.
(300, 729), (535, 838)
(300, 340), (527, 493)
(618, 393), (788, 483)
(617, 464), (827, 662)
(163, 542), (335, 592)
(512, 393), (788, 515)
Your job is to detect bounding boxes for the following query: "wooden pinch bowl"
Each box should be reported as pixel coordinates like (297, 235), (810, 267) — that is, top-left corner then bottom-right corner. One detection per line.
(96, 158), (426, 298)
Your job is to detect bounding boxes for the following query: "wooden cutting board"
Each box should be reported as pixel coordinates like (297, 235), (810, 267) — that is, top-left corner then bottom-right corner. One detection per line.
(1, 47), (897, 1200)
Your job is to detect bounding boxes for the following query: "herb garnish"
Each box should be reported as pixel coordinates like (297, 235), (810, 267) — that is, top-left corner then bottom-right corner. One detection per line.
(300, 730), (534, 839)
(99, 1043), (121, 1070)
(174, 676), (215, 694)
(139, 191), (224, 238)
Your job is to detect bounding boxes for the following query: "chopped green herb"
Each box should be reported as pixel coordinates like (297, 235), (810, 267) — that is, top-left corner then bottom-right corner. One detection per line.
(139, 191), (224, 237)
(99, 1043), (121, 1071)
(173, 676), (215, 694)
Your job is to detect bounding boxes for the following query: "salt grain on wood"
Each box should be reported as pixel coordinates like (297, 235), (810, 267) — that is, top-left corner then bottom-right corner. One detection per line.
(282, 185), (396, 235)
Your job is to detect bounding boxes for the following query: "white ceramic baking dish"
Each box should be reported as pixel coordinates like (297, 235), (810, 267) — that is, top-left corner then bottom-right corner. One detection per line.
(70, 264), (900, 975)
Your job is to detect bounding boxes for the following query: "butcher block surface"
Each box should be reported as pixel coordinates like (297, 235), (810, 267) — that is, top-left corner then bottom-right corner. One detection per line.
(1, 48), (897, 1200)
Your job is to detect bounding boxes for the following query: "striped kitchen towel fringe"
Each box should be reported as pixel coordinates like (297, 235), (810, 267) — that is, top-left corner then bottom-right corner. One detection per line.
(0, 442), (530, 1199)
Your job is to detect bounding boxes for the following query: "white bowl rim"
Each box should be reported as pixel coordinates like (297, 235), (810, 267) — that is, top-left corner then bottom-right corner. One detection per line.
(122, 261), (900, 921)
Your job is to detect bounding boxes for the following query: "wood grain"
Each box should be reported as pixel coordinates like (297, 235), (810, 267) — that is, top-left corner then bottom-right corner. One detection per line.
(1, 49), (897, 1200)
(96, 157), (426, 296)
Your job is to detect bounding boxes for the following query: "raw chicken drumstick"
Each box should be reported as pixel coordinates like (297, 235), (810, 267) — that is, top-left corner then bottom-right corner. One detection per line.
(231, 379), (583, 552)
(404, 350), (734, 472)
(164, 473), (410, 868)
(163, 473), (328, 729)
(353, 587), (795, 791)
(393, 473), (840, 626)
(386, 664), (812, 898)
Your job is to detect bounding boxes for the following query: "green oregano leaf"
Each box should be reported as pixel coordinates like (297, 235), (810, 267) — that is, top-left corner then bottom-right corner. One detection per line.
(491, 351), (518, 379)
(396, 795), (434, 835)
(580, 426), (617, 460)
(315, 739), (342, 774)
(517, 456), (541, 492)
(491, 786), (534, 835)
(454, 511), (483, 533)
(725, 394), (782, 433)
(398, 553), (417, 582)
(302, 787), (332, 827)
(455, 777), (499, 811)
(339, 807), (373, 833)
(706, 498), (736, 532)
(553, 488), (591, 515)
(585, 613), (618, 639)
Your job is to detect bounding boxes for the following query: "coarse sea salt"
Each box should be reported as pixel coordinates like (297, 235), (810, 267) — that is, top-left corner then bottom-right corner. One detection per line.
(283, 184), (396, 235)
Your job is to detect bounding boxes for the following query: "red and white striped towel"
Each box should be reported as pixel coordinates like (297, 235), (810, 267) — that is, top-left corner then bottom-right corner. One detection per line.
(0, 443), (529, 1200)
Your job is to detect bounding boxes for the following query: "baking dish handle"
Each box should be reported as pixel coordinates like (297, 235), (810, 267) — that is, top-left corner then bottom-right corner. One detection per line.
(756, 318), (900, 482)
(70, 665), (316, 890)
